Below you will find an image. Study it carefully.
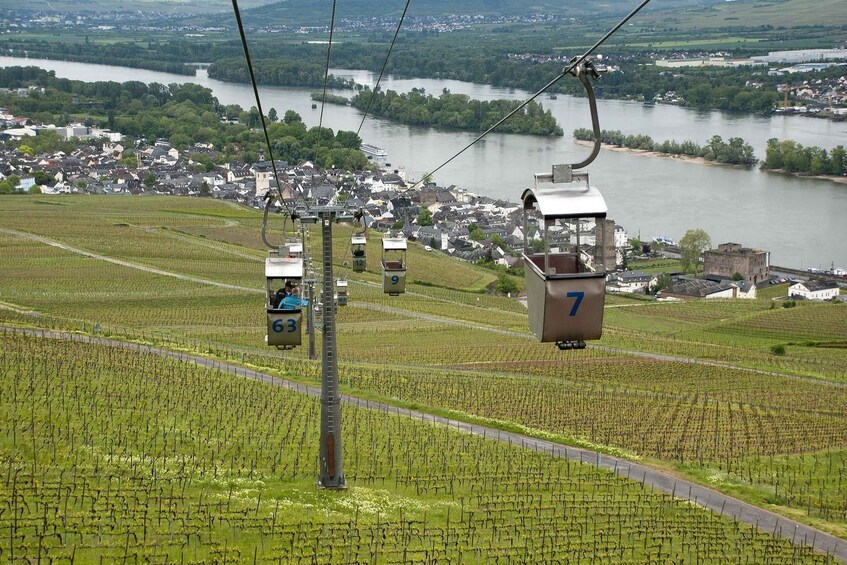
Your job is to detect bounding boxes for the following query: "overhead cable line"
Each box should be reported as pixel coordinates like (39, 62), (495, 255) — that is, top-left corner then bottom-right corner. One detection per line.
(311, 0), (339, 199)
(421, 0), (653, 181)
(231, 0), (305, 216)
(355, 0), (413, 138)
(317, 0), (338, 138)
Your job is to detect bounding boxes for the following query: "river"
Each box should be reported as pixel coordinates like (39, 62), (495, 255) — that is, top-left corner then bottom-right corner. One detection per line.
(2, 56), (845, 269)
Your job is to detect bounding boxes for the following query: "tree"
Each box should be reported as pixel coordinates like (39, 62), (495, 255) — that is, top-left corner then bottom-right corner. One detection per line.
(417, 208), (433, 226)
(283, 110), (302, 125)
(496, 272), (519, 295)
(529, 238), (545, 253)
(144, 173), (158, 188)
(33, 170), (52, 185)
(679, 229), (711, 275)
(28, 185), (42, 194)
(469, 226), (485, 241)
(268, 107), (278, 122)
(651, 272), (673, 294)
(120, 153), (138, 168)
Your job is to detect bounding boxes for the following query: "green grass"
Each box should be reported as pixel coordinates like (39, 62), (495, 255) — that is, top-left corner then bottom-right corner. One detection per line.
(2, 194), (847, 538)
(624, 37), (765, 48)
(4, 333), (837, 563)
(639, 0), (847, 30)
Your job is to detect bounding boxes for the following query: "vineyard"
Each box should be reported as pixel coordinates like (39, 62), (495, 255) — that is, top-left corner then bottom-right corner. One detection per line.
(1, 194), (847, 555)
(0, 332), (839, 563)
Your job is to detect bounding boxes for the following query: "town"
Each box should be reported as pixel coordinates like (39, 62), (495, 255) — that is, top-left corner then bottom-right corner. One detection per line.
(2, 108), (842, 303)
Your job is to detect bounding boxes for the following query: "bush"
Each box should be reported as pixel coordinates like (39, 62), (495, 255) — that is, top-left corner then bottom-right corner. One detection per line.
(495, 273), (519, 295)
(770, 344), (786, 356)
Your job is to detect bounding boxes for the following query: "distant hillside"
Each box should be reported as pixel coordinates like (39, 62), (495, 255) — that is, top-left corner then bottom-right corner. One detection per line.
(0, 0), (718, 20)
(240, 0), (720, 23)
(638, 0), (847, 29)
(0, 0), (268, 14)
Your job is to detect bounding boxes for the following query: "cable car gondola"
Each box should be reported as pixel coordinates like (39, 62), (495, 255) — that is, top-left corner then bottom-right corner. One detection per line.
(351, 235), (367, 272)
(336, 278), (348, 306)
(521, 57), (612, 351)
(522, 181), (608, 350)
(265, 250), (307, 349)
(381, 236), (407, 296)
(350, 209), (369, 273)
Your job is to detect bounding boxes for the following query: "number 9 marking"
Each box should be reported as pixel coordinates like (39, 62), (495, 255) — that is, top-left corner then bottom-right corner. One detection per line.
(391, 275), (400, 284)
(566, 291), (584, 317)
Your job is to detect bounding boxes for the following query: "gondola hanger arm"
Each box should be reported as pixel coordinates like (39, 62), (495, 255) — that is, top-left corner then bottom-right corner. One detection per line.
(536, 57), (610, 186)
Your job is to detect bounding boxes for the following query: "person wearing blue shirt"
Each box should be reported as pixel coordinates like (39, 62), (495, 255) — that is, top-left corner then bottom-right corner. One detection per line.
(277, 281), (307, 310)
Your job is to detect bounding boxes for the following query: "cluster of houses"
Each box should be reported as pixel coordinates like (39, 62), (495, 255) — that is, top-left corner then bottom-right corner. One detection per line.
(607, 242), (841, 301)
(0, 119), (842, 301)
(0, 130), (564, 264)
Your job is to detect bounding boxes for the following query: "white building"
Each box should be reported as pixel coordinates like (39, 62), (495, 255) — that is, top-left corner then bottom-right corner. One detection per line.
(606, 271), (657, 293)
(789, 281), (840, 301)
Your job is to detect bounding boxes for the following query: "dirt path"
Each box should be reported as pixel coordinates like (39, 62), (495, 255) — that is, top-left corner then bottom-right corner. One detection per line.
(0, 227), (260, 293)
(6, 327), (845, 563)
(4, 227), (844, 389)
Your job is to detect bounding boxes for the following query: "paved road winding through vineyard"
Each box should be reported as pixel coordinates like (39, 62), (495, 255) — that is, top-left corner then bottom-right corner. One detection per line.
(5, 327), (845, 562)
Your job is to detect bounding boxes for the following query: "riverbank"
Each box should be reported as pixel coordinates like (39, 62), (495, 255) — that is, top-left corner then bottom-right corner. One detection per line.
(574, 140), (751, 169)
(576, 140), (847, 185)
(760, 167), (847, 186)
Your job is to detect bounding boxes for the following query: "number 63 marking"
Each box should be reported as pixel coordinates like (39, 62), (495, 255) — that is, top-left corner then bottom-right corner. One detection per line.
(566, 291), (584, 317)
(272, 319), (298, 333)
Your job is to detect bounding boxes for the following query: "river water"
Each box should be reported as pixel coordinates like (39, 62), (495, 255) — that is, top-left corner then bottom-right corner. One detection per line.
(2, 56), (845, 268)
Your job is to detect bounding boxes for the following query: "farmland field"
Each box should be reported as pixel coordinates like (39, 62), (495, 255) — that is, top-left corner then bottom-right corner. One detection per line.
(2, 194), (847, 550)
(0, 332), (840, 563)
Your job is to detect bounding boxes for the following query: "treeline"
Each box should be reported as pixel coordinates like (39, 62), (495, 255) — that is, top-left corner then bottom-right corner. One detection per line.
(311, 93), (350, 106)
(0, 39), (195, 76)
(762, 139), (847, 177)
(573, 128), (756, 165)
(2, 35), (825, 115)
(336, 88), (563, 135)
(208, 58), (358, 89)
(237, 41), (787, 113)
(0, 67), (372, 171)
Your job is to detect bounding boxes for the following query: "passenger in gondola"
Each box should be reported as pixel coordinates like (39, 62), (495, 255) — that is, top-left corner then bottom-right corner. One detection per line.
(280, 282), (306, 310)
(275, 281), (294, 308)
(353, 248), (365, 257)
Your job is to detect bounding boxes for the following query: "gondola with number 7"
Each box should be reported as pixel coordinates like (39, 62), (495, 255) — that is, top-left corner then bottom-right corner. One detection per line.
(521, 57), (613, 350)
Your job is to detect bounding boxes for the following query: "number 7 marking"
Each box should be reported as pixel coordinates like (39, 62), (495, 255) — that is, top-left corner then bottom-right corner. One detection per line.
(566, 291), (584, 317)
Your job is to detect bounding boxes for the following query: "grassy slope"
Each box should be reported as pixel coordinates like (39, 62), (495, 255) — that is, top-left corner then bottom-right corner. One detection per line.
(640, 0), (847, 30)
(2, 332), (836, 563)
(2, 194), (847, 538)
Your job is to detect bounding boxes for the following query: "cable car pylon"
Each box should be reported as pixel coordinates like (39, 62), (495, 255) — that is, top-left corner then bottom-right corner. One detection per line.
(521, 57), (614, 351)
(300, 206), (358, 489)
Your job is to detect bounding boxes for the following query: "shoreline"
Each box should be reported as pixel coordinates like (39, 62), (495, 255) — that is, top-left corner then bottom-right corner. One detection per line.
(759, 167), (847, 186)
(576, 140), (847, 185)
(575, 140), (750, 169)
